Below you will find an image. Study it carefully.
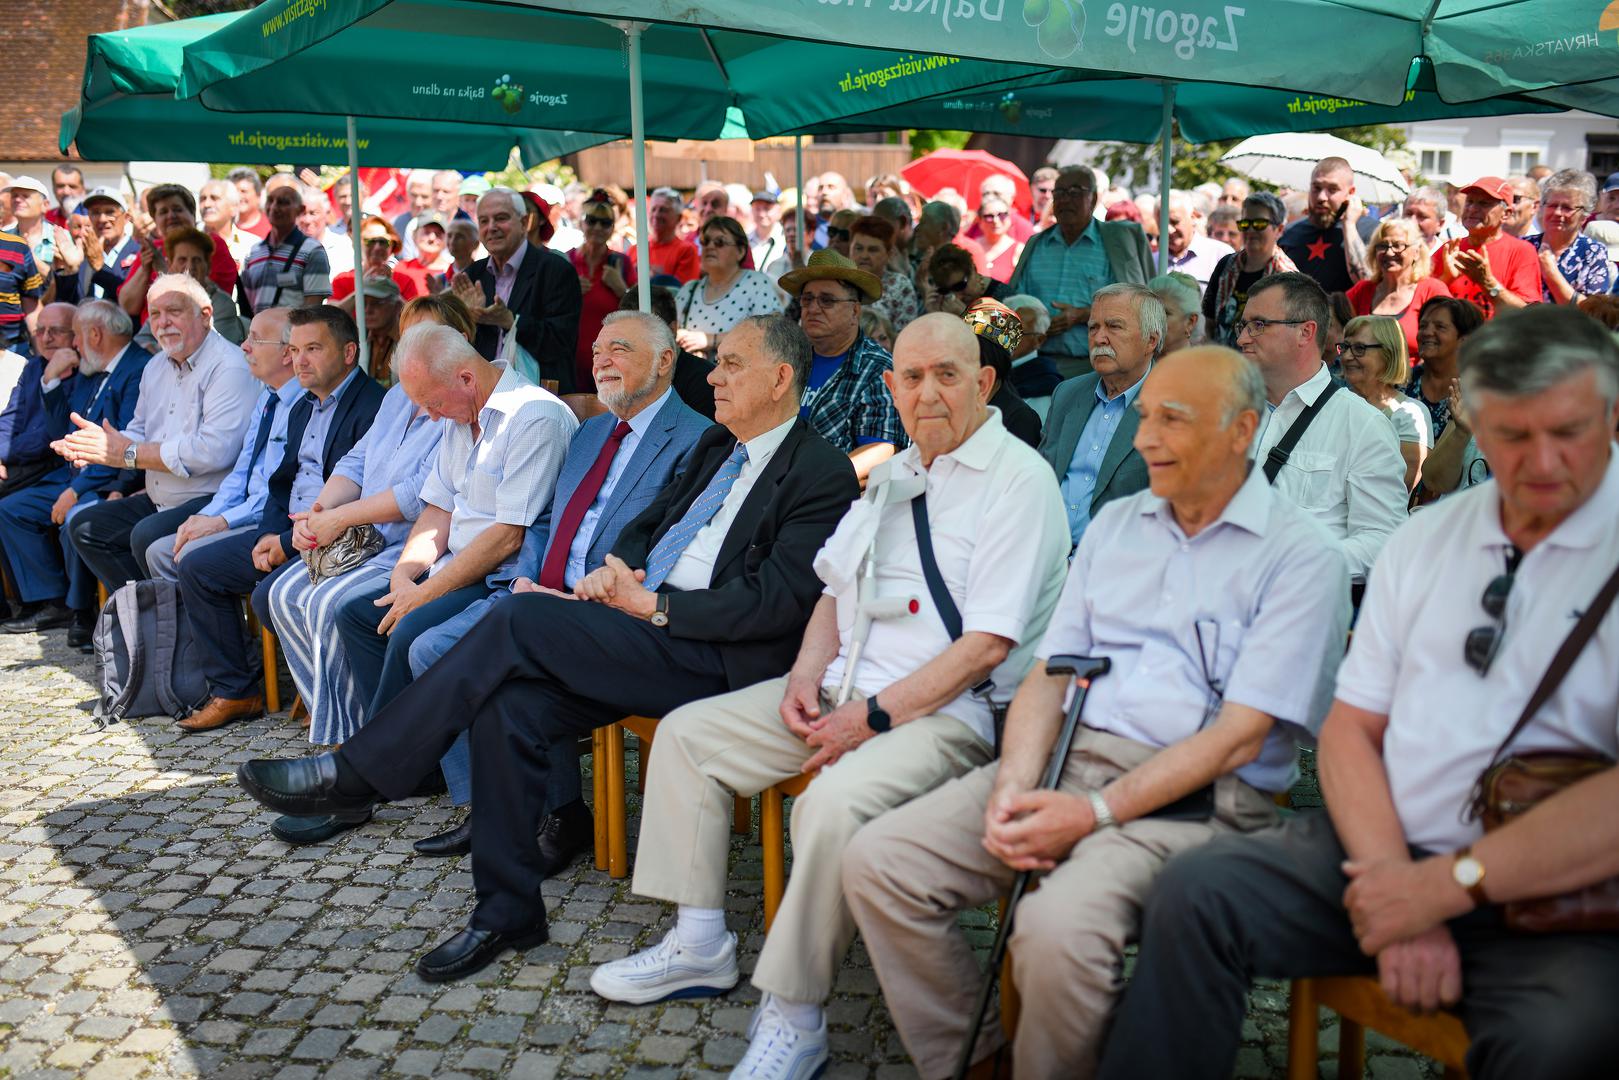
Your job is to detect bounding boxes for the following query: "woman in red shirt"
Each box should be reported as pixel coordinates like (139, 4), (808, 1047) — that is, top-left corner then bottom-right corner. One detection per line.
(329, 216), (422, 303)
(1346, 218), (1449, 362)
(568, 198), (635, 391)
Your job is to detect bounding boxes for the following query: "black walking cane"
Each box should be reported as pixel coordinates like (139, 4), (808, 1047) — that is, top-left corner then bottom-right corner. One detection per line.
(950, 654), (1111, 1080)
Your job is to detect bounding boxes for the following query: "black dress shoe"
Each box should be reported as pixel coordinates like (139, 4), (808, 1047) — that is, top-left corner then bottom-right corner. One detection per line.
(414, 818), (471, 857)
(3, 603), (73, 634)
(67, 624), (95, 651)
(415, 920), (549, 983)
(236, 754), (379, 817)
(536, 798), (595, 879)
(271, 808), (373, 845)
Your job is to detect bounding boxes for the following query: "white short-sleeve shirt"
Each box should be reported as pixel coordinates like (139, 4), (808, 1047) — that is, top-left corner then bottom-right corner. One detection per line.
(1336, 450), (1619, 853)
(1038, 466), (1352, 792)
(818, 410), (1071, 744)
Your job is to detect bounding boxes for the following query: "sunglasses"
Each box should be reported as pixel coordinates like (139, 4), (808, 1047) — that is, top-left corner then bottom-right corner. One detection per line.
(933, 278), (970, 294)
(827, 227), (853, 241)
(979, 211), (1009, 222)
(1235, 218), (1277, 231)
(583, 216), (615, 227)
(363, 236), (393, 246)
(1052, 186), (1093, 199)
(1464, 547), (1522, 676)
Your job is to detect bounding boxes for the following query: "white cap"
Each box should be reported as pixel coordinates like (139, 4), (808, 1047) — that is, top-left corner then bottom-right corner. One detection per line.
(81, 186), (128, 211)
(5, 175), (51, 199)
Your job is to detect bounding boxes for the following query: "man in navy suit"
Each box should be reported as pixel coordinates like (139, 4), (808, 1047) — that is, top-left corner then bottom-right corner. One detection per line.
(383, 309), (712, 864)
(0, 301), (150, 642)
(175, 306), (385, 733)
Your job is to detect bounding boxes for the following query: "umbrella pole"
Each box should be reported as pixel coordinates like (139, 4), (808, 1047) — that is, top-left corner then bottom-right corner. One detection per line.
(348, 116), (368, 373)
(795, 135), (805, 264)
(1157, 82), (1174, 277)
(626, 21), (651, 315)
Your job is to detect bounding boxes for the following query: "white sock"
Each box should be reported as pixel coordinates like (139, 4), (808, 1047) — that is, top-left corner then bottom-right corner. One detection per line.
(766, 993), (824, 1033)
(674, 906), (726, 950)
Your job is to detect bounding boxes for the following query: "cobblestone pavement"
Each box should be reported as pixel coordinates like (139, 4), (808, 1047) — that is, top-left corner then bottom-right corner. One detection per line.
(0, 629), (1441, 1079)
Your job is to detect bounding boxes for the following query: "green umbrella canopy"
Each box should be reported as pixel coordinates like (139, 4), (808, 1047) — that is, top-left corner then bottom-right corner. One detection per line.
(176, 0), (1065, 141)
(64, 11), (613, 168)
(485, 0), (1619, 108)
(797, 59), (1568, 144)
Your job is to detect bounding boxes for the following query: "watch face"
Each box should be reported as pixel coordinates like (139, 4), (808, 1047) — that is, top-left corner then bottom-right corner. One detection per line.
(1454, 856), (1484, 887)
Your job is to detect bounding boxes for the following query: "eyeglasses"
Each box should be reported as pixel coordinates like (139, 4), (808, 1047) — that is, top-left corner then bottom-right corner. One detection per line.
(1233, 317), (1307, 338)
(1372, 242), (1410, 255)
(1335, 341), (1386, 359)
(1541, 202), (1589, 217)
(826, 227), (853, 241)
(1464, 547), (1522, 676)
(583, 216), (615, 227)
(703, 238), (737, 249)
(1235, 218), (1277, 231)
(799, 294), (858, 310)
(246, 336), (288, 348)
(1052, 186), (1094, 199)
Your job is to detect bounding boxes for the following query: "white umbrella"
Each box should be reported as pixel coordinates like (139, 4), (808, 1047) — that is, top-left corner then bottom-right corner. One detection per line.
(1219, 132), (1410, 205)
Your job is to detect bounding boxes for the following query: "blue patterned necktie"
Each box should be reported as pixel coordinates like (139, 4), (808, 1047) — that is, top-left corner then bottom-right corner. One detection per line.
(642, 442), (749, 590)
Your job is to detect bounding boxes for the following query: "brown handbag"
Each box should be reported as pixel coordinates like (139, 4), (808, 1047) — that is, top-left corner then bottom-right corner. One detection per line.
(1467, 559), (1619, 933)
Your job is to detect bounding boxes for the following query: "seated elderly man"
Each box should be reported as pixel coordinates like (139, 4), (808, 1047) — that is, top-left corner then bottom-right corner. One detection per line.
(60, 274), (259, 599)
(0, 301), (149, 643)
(398, 310), (710, 861)
(142, 309), (298, 584)
(174, 307), (385, 733)
(779, 250), (906, 484)
(590, 314), (1071, 1080)
(844, 345), (1351, 1080)
(1039, 283), (1162, 549)
(235, 314), (858, 981)
(1098, 306), (1619, 1080)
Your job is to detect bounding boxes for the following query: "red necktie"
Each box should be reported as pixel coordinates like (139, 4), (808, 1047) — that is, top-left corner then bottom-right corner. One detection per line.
(538, 420), (632, 591)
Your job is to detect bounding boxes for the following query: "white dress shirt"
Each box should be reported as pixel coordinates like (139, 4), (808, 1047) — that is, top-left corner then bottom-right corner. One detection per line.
(419, 362), (578, 576)
(1039, 466), (1352, 792)
(1168, 233), (1234, 290)
(1253, 362), (1408, 579)
(662, 416), (796, 593)
(1338, 450), (1619, 853)
(817, 410), (1071, 745)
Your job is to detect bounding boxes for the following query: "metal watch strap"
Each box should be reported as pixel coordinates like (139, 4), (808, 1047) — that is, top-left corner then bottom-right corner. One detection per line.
(1087, 790), (1117, 831)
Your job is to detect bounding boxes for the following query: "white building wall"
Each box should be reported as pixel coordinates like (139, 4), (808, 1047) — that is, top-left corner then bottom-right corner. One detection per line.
(1399, 111), (1617, 184)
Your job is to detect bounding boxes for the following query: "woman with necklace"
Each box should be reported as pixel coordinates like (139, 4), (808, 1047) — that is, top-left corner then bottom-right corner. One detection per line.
(673, 215), (781, 359)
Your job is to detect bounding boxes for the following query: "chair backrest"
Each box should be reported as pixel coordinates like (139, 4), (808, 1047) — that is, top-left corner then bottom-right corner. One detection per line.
(563, 393), (610, 423)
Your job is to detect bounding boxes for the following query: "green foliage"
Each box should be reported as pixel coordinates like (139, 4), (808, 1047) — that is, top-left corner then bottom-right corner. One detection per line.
(1090, 122), (1408, 191)
(484, 148), (577, 191)
(908, 129), (973, 158)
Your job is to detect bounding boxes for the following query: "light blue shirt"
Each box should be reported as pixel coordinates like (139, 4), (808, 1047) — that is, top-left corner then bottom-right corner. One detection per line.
(1016, 219), (1111, 358)
(331, 383), (446, 551)
(288, 368), (361, 515)
(565, 387), (671, 588)
(1060, 369), (1148, 546)
(197, 377), (305, 529)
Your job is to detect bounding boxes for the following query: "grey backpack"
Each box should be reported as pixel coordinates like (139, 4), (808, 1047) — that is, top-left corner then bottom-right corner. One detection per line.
(92, 579), (213, 727)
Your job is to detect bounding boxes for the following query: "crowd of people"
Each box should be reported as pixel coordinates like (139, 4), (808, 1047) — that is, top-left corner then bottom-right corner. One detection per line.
(1, 153), (1617, 1080)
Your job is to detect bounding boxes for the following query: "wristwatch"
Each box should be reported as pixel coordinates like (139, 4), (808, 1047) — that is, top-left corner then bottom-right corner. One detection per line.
(1452, 848), (1488, 906)
(1486, 283), (1502, 298)
(1087, 789), (1118, 831)
(649, 592), (670, 628)
(865, 694), (892, 734)
(122, 443), (138, 470)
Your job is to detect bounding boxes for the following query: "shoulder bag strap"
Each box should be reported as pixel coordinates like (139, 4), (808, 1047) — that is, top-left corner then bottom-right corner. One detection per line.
(267, 227), (308, 309)
(1263, 379), (1343, 483)
(912, 492), (995, 697)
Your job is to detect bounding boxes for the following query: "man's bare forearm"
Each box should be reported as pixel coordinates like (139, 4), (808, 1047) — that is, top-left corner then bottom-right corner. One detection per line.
(391, 506), (452, 583)
(875, 631), (1009, 727)
(992, 662), (1069, 796)
(1471, 767), (1619, 901)
(1319, 701), (1412, 865)
(1100, 703), (1271, 823)
(789, 596), (841, 684)
(411, 522), (523, 601)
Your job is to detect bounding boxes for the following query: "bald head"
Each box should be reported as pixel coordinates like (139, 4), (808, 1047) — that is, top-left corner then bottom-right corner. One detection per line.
(1135, 346), (1264, 511)
(887, 313), (992, 465)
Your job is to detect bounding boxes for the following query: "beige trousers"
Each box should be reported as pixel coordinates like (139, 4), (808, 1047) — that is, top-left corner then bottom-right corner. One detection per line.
(632, 674), (991, 1003)
(842, 725), (1279, 1080)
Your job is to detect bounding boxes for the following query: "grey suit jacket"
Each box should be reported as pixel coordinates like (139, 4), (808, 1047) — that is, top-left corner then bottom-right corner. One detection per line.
(1037, 372), (1150, 523)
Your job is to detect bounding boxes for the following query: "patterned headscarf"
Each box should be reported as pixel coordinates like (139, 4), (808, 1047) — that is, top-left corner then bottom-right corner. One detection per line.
(962, 297), (1024, 356)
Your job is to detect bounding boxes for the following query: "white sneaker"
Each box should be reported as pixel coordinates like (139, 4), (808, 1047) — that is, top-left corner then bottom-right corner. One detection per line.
(589, 928), (739, 1004)
(729, 996), (829, 1080)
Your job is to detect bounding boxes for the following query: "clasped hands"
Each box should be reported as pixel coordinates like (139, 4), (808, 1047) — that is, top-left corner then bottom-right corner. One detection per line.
(776, 674), (873, 773)
(506, 554), (654, 614)
(980, 783), (1095, 873)
(1341, 855), (1472, 1012)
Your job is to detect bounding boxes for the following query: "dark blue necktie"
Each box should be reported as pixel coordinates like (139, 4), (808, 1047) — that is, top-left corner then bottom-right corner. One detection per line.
(249, 395), (280, 468)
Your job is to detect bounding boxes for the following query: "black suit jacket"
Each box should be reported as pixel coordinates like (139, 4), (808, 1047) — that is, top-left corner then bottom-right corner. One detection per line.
(258, 371), (387, 556)
(469, 244), (583, 392)
(612, 418), (859, 690)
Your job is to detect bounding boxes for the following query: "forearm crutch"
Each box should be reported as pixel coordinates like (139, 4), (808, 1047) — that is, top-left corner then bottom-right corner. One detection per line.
(950, 654), (1112, 1080)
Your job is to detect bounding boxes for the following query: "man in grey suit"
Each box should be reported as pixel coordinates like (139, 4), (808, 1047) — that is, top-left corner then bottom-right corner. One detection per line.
(1038, 283), (1164, 549)
(1009, 166), (1155, 379)
(403, 309), (711, 864)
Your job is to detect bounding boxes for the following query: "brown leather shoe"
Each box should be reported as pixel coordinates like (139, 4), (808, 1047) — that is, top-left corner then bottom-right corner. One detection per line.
(178, 695), (265, 733)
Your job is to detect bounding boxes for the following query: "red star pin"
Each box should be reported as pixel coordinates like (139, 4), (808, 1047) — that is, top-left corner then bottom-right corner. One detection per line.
(1306, 237), (1331, 261)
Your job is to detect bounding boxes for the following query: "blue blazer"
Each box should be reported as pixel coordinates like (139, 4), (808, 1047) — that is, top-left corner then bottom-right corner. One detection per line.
(510, 390), (711, 585)
(42, 341), (152, 496)
(258, 371), (387, 555)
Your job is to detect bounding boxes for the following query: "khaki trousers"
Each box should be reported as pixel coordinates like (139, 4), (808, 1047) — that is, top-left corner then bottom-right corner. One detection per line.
(632, 674), (991, 1003)
(842, 726), (1279, 1080)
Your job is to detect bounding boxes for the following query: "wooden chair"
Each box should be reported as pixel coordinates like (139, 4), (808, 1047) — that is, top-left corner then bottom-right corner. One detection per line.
(760, 773), (816, 930)
(592, 716), (750, 879)
(243, 605), (281, 714)
(1288, 976), (1469, 1080)
(562, 393), (609, 423)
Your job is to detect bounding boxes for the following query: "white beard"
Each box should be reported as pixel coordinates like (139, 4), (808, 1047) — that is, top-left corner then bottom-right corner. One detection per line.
(77, 349), (108, 377)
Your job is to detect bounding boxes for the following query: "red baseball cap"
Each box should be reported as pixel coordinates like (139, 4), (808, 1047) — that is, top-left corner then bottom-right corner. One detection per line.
(1460, 176), (1513, 203)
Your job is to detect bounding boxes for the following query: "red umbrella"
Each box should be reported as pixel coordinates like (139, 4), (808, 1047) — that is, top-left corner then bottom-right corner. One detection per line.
(902, 148), (1031, 217)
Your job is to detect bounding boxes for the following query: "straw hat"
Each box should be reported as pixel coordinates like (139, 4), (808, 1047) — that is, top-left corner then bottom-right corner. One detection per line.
(777, 249), (882, 303)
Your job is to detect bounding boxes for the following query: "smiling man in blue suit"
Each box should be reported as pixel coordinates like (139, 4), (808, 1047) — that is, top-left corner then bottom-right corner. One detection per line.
(268, 310), (710, 859)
